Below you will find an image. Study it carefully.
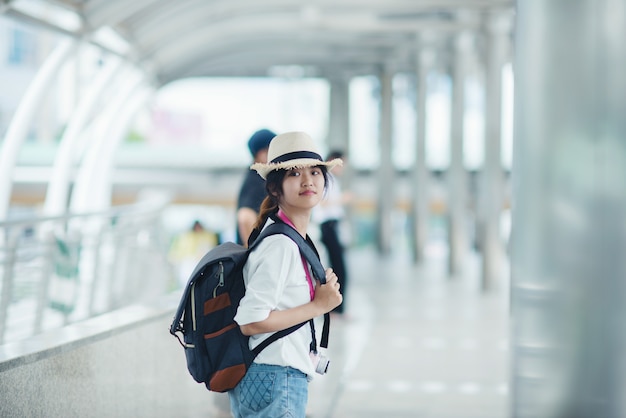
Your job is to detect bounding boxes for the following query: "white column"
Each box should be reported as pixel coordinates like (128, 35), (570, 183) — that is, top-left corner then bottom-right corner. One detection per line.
(511, 1), (626, 416)
(479, 13), (510, 290)
(327, 74), (357, 245)
(376, 64), (394, 254)
(327, 76), (350, 153)
(410, 49), (434, 262)
(448, 33), (472, 276)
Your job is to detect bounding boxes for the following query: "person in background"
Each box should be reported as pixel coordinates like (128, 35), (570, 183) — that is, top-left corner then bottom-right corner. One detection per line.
(236, 129), (276, 246)
(313, 150), (352, 316)
(230, 131), (343, 417)
(168, 219), (218, 286)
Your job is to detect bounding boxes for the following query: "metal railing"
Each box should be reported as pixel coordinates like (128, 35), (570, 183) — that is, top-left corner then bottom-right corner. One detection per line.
(0, 196), (175, 344)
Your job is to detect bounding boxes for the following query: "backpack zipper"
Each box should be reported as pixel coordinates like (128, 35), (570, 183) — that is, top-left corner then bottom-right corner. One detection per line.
(191, 282), (197, 333)
(213, 262), (224, 298)
(187, 262), (223, 347)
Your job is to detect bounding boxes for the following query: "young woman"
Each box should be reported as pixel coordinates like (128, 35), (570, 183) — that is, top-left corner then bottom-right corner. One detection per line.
(230, 131), (344, 417)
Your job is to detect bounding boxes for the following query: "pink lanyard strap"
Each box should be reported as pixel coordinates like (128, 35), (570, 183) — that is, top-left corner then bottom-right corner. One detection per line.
(277, 210), (315, 301)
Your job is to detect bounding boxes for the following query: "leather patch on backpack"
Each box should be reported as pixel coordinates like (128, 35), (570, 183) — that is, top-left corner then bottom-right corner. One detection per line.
(204, 292), (231, 315)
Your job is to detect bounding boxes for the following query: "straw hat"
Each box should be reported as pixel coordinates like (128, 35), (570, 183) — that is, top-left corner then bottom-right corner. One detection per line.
(250, 131), (343, 179)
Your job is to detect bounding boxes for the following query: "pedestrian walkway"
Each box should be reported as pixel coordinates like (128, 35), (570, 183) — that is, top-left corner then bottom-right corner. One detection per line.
(307, 241), (510, 418)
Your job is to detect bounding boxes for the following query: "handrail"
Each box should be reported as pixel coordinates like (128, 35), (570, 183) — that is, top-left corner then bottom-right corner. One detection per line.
(0, 195), (175, 345)
(0, 199), (167, 228)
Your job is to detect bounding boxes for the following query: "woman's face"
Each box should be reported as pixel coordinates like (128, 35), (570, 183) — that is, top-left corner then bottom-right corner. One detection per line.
(279, 166), (325, 211)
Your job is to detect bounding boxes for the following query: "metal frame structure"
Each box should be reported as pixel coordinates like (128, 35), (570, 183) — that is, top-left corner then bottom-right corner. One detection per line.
(2, 0), (514, 82)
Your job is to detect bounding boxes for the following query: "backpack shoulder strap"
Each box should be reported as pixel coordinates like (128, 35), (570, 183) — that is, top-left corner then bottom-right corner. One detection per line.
(250, 221), (326, 284)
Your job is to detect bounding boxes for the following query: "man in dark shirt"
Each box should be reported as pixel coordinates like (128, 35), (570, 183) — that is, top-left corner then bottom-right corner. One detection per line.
(236, 129), (276, 246)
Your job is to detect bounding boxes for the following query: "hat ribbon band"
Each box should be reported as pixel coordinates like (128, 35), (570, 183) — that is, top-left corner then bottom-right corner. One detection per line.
(271, 151), (322, 164)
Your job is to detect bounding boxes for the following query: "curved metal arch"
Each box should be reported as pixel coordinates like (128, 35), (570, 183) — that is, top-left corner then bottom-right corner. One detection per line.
(132, 11), (479, 82)
(2, 0), (514, 84)
(151, 17), (479, 81)
(43, 56), (124, 216)
(159, 38), (402, 81)
(84, 0), (162, 28)
(0, 39), (78, 221)
(141, 20), (452, 81)
(138, 8), (322, 58)
(125, 0), (297, 42)
(88, 86), (154, 211)
(79, 0), (491, 82)
(119, 0), (511, 36)
(132, 3), (473, 58)
(70, 67), (144, 212)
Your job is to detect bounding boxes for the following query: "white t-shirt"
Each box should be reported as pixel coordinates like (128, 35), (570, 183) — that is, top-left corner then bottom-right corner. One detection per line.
(234, 220), (317, 378)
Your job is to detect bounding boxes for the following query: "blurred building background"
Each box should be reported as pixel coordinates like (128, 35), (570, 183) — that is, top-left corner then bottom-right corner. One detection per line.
(1, 1), (625, 417)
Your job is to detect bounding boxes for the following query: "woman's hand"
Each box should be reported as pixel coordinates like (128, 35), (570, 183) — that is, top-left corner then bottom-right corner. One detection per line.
(240, 269), (343, 336)
(313, 268), (343, 313)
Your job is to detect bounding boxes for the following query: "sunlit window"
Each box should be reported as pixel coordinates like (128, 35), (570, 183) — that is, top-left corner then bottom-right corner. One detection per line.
(148, 77), (330, 166)
(349, 76), (379, 169)
(425, 71), (452, 170)
(393, 73), (416, 171)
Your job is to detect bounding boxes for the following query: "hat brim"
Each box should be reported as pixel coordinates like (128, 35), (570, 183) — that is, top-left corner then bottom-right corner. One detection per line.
(251, 158), (343, 180)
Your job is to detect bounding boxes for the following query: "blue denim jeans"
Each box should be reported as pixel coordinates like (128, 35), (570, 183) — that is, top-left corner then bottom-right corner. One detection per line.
(228, 363), (309, 418)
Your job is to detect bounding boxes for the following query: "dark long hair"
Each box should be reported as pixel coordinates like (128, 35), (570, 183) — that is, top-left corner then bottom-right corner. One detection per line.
(252, 165), (330, 232)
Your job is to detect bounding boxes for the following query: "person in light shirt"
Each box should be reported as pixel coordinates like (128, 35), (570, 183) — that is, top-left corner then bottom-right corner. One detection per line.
(313, 150), (352, 316)
(230, 131), (343, 418)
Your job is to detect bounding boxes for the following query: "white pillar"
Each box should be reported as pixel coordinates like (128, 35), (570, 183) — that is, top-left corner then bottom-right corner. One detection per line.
(410, 49), (434, 262)
(327, 74), (357, 245)
(448, 33), (473, 276)
(511, 1), (626, 416)
(479, 13), (510, 290)
(376, 64), (394, 254)
(327, 76), (350, 153)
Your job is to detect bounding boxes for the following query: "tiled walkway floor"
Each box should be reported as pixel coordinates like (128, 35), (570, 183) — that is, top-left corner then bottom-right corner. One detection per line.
(307, 242), (510, 418)
(158, 238), (511, 418)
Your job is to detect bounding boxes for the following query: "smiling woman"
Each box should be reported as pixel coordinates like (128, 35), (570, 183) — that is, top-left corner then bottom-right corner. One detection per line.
(231, 131), (343, 417)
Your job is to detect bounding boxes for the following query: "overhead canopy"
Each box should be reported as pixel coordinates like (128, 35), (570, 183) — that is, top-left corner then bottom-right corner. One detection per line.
(2, 0), (514, 85)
